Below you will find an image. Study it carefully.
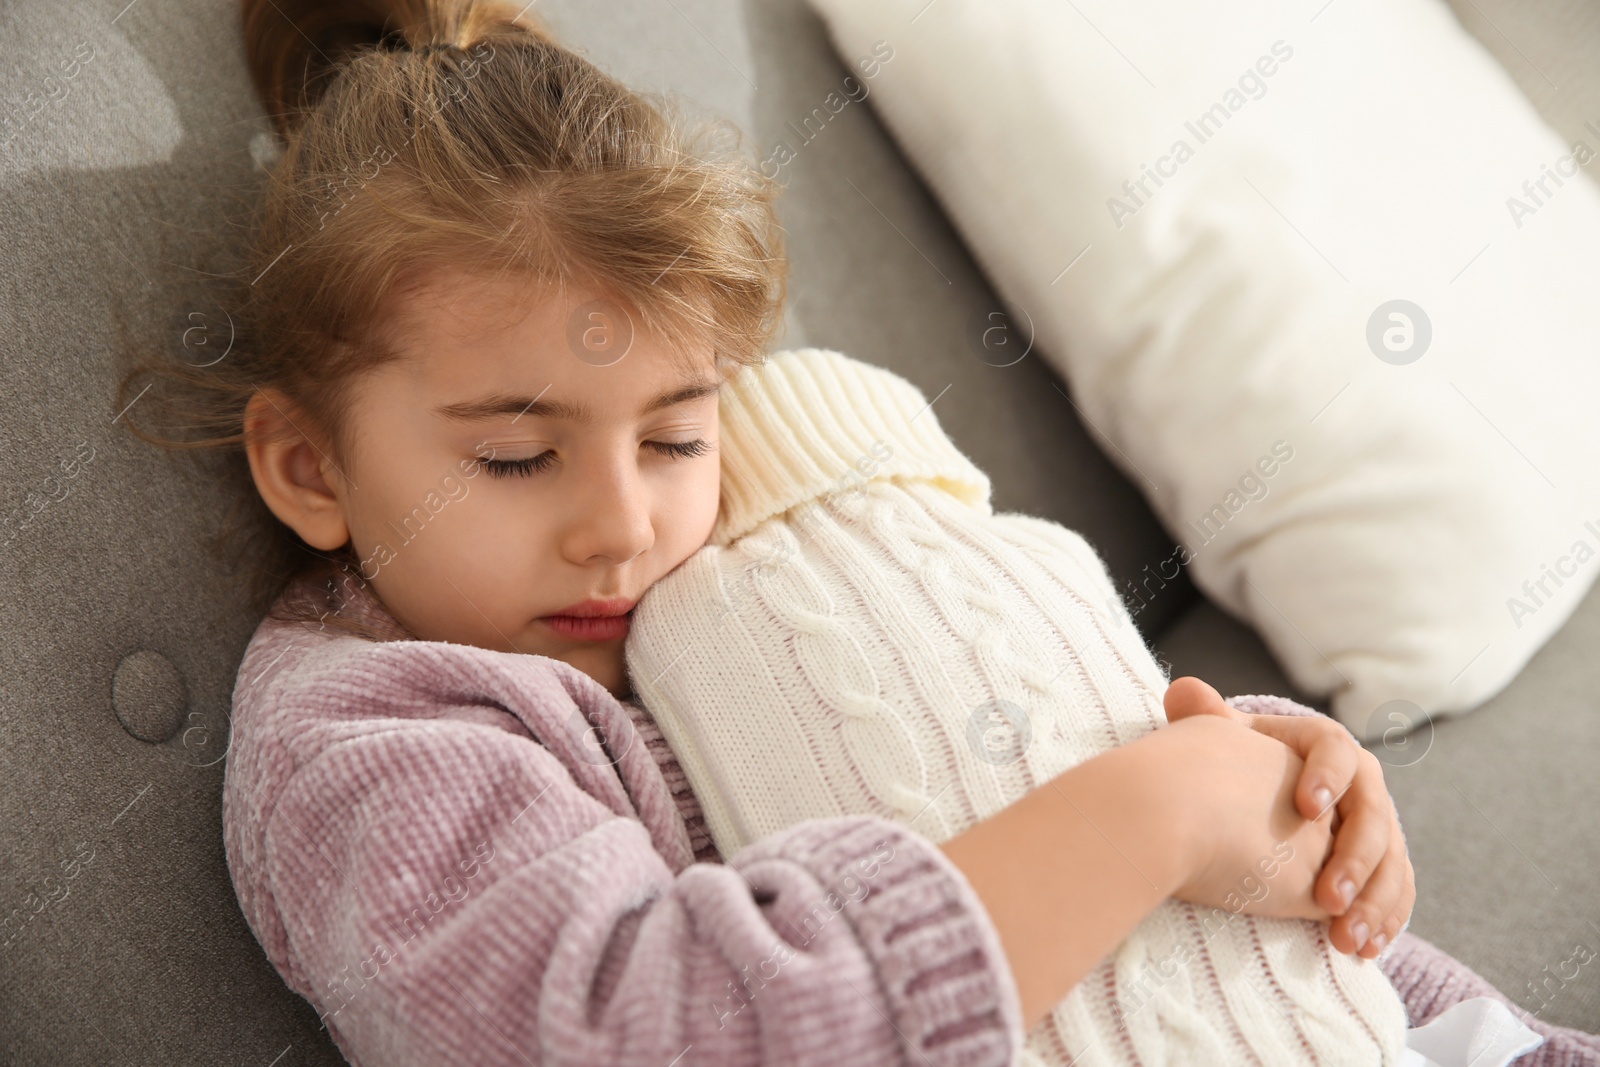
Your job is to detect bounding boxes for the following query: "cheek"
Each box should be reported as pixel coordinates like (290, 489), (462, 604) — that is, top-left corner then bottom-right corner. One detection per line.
(354, 469), (538, 641)
(658, 456), (721, 560)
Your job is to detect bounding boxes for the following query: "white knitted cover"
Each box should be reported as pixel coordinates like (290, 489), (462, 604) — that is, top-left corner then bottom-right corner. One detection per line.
(626, 349), (1409, 1065)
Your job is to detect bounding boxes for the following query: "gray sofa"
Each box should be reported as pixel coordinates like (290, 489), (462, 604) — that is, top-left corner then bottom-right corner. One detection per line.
(2, 0), (1595, 1061)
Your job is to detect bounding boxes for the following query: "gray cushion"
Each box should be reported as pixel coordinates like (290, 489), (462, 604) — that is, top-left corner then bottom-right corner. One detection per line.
(0, 0), (1592, 1060)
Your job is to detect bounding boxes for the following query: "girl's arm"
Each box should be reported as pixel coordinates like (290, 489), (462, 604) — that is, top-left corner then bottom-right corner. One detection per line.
(941, 709), (1339, 1031)
(226, 638), (1025, 1067)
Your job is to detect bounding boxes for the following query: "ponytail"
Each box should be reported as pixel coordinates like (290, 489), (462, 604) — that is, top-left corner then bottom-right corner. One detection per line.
(241, 0), (551, 138)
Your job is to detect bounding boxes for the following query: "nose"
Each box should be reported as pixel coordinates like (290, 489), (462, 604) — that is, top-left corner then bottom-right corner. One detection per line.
(559, 445), (654, 567)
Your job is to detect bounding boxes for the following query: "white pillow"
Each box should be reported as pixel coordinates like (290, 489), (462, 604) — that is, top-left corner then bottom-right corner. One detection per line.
(805, 0), (1600, 740)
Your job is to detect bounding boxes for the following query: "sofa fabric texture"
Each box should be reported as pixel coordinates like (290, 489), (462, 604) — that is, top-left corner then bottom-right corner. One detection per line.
(1, 0), (1596, 1061)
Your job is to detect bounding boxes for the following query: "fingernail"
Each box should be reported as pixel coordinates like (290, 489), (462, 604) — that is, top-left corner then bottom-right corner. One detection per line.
(1313, 786), (1333, 811)
(1337, 878), (1357, 908)
(1371, 932), (1388, 953)
(1350, 921), (1370, 949)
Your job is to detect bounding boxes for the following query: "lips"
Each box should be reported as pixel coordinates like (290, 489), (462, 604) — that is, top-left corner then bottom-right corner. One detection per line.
(549, 597), (638, 618)
(538, 597), (637, 642)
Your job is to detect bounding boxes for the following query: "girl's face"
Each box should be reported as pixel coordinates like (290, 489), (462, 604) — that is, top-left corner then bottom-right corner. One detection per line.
(246, 267), (723, 699)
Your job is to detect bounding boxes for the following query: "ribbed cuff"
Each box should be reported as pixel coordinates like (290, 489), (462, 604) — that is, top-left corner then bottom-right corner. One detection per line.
(736, 816), (1025, 1067)
(713, 348), (992, 545)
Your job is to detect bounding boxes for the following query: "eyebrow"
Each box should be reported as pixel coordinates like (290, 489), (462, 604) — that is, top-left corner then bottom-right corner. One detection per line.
(432, 377), (721, 424)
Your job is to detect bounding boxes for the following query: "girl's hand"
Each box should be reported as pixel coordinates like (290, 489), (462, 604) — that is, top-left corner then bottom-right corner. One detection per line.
(941, 699), (1338, 1030)
(1144, 713), (1336, 923)
(1164, 677), (1416, 959)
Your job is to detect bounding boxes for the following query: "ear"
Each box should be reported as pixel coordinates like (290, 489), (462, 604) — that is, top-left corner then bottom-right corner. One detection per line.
(243, 388), (352, 552)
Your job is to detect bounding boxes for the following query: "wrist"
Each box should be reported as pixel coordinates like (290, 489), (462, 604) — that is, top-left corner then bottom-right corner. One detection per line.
(939, 730), (1192, 1028)
(1085, 729), (1200, 900)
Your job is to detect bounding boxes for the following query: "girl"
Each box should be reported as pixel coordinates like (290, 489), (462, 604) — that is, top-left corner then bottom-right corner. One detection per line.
(115, 0), (1596, 1063)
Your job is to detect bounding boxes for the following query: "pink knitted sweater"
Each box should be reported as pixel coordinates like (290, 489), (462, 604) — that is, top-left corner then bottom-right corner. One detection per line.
(222, 573), (1026, 1066)
(223, 575), (1600, 1065)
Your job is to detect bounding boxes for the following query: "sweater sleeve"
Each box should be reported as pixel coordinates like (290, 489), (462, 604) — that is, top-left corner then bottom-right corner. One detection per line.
(227, 637), (1023, 1067)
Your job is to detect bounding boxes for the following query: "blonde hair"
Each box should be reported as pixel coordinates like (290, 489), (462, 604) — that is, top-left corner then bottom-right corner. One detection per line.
(117, 0), (787, 636)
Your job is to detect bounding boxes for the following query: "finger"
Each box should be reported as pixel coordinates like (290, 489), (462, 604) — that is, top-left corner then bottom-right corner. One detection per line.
(1163, 677), (1248, 724)
(1247, 715), (1361, 821)
(1295, 732), (1359, 823)
(1359, 814), (1416, 958)
(1282, 818), (1335, 923)
(1313, 755), (1392, 918)
(1333, 826), (1411, 957)
(1366, 847), (1418, 960)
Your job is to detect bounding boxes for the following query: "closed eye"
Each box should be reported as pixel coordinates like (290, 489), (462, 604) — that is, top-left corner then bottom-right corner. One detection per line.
(481, 452), (558, 478)
(646, 438), (713, 460)
(478, 438), (713, 478)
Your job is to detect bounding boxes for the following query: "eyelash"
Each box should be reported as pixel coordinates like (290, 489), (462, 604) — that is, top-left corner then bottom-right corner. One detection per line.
(479, 438), (713, 478)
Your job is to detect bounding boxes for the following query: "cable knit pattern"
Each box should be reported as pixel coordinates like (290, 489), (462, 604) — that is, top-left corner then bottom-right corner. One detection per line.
(222, 568), (1028, 1066)
(626, 348), (1413, 1066)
